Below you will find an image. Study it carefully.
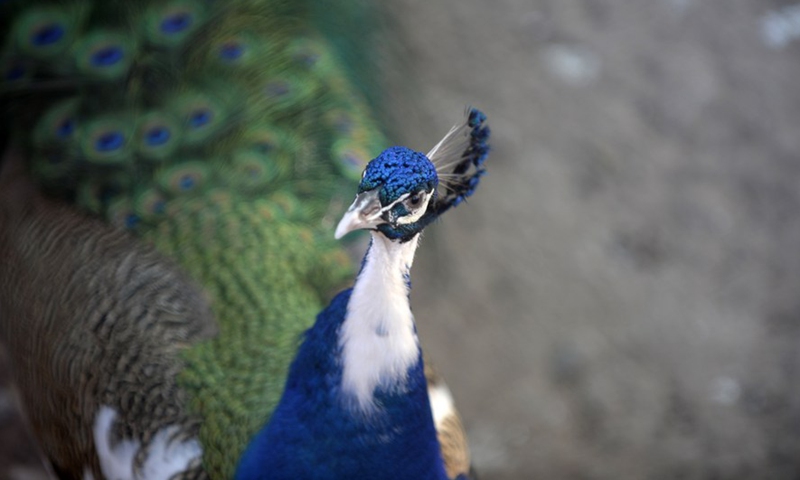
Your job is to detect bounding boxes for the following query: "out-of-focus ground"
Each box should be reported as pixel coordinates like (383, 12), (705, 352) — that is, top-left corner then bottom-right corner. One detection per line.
(383, 0), (800, 478)
(3, 1), (800, 479)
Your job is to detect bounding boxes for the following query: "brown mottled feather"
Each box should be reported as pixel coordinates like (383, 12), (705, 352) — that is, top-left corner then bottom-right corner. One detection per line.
(0, 150), (217, 479)
(425, 364), (473, 480)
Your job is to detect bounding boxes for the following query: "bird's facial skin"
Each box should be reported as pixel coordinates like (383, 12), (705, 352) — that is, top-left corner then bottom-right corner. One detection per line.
(335, 146), (438, 241)
(334, 186), (434, 240)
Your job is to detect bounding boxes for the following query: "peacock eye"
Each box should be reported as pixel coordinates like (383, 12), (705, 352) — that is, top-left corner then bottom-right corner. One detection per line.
(406, 192), (423, 208)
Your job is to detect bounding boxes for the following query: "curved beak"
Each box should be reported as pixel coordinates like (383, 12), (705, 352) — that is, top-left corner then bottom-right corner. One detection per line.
(335, 189), (383, 239)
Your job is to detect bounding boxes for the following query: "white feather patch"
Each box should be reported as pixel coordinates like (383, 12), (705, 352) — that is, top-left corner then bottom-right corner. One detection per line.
(88, 406), (202, 480)
(427, 381), (456, 429)
(339, 233), (421, 411)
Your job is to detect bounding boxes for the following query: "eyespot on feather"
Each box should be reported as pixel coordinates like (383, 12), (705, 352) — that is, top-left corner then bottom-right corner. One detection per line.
(222, 150), (279, 192)
(135, 112), (182, 161)
(170, 92), (228, 146)
(33, 98), (80, 145)
(134, 188), (169, 221)
(141, 1), (207, 48)
(158, 161), (209, 196)
(106, 197), (140, 230)
(261, 74), (318, 111)
(14, 7), (77, 58)
(79, 114), (134, 164)
(331, 139), (371, 182)
(73, 31), (135, 79)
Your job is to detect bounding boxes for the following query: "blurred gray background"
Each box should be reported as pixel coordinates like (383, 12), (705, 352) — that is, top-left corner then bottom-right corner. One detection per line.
(384, 0), (800, 478)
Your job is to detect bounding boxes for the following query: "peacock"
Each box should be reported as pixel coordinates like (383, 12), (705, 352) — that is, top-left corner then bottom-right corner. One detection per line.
(0, 0), (488, 478)
(236, 109), (489, 479)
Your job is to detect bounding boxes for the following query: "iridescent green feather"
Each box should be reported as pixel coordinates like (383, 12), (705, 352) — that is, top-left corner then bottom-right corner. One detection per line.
(72, 30), (137, 80)
(135, 111), (183, 161)
(11, 6), (85, 59)
(139, 1), (209, 49)
(79, 113), (135, 164)
(145, 195), (352, 478)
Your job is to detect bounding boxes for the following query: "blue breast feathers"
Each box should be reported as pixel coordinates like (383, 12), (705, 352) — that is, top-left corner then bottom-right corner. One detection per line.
(235, 289), (448, 480)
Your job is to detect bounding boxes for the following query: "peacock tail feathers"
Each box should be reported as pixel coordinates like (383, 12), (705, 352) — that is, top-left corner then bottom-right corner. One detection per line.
(1, 0), (387, 234)
(2, 0), (387, 478)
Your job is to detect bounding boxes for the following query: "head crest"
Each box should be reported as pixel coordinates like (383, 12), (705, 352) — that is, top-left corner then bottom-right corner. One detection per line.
(426, 107), (490, 214)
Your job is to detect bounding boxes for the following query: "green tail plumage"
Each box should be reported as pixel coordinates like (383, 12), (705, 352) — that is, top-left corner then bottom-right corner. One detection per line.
(3, 0), (386, 229)
(2, 0), (385, 477)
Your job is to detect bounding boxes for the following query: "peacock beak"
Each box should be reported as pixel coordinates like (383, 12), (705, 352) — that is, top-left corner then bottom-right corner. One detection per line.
(335, 189), (383, 239)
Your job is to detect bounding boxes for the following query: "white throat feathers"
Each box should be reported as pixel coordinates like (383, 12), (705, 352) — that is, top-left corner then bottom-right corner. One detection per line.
(339, 232), (421, 411)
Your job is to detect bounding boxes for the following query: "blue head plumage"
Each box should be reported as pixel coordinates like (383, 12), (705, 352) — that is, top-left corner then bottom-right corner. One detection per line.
(358, 146), (438, 204)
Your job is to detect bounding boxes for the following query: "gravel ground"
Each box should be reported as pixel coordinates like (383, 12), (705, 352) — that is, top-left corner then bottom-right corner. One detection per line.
(4, 1), (800, 479)
(383, 0), (800, 478)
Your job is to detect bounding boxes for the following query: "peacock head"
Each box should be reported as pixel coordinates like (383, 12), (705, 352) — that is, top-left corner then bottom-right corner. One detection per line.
(335, 108), (490, 243)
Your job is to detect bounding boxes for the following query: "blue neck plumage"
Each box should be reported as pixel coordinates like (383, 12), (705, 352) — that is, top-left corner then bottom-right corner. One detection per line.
(236, 232), (447, 480)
